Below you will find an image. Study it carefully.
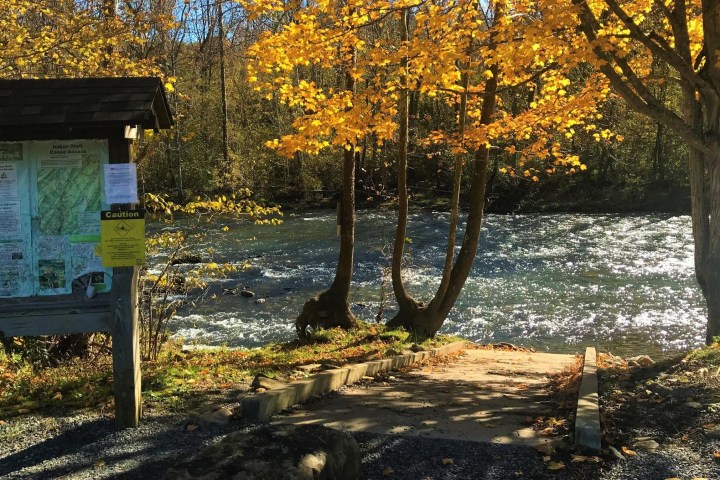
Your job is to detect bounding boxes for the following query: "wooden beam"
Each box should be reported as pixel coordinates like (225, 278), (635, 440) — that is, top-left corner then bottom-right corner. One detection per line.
(111, 266), (141, 428)
(0, 312), (112, 337)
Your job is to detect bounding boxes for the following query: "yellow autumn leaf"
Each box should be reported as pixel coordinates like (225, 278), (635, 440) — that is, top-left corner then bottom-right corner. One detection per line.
(547, 461), (565, 470)
(442, 457), (454, 465)
(621, 446), (637, 457)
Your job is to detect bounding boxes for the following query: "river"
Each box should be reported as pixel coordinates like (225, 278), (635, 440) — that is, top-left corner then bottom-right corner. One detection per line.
(160, 211), (707, 357)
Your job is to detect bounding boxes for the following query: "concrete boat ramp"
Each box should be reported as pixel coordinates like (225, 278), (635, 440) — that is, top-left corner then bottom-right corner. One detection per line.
(244, 345), (580, 447)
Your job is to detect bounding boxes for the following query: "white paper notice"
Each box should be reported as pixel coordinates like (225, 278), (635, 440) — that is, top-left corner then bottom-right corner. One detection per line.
(104, 163), (139, 204)
(0, 201), (21, 239)
(0, 163), (18, 200)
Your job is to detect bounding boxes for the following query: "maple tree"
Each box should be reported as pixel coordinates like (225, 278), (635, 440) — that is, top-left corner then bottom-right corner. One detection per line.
(386, 0), (608, 337)
(570, 0), (720, 343)
(243, 0), (610, 338)
(243, 0), (402, 337)
(0, 0), (170, 79)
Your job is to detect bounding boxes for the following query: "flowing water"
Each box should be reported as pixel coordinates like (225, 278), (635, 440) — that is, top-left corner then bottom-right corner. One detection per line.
(160, 211), (707, 357)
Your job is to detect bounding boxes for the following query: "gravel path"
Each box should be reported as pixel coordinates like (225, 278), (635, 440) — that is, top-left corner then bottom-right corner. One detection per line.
(3, 410), (719, 479)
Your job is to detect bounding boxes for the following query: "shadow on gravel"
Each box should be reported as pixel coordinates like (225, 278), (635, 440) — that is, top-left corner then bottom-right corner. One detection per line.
(0, 415), (238, 480)
(353, 431), (599, 480)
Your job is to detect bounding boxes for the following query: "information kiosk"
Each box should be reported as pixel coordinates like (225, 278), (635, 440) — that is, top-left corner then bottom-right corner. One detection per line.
(0, 78), (173, 427)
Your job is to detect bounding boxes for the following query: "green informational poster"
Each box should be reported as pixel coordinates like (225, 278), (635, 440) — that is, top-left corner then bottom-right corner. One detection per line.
(0, 140), (113, 298)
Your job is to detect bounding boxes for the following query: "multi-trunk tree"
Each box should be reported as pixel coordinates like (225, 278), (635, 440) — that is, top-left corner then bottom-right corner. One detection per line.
(388, 0), (608, 337)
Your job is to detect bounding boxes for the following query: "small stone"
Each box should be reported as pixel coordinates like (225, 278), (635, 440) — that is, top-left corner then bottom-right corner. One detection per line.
(360, 376), (374, 382)
(170, 253), (203, 265)
(633, 439), (659, 451)
(255, 298), (266, 304)
(384, 349), (400, 357)
(628, 355), (654, 367)
(411, 344), (423, 352)
(647, 383), (672, 396)
(608, 446), (625, 461)
(240, 290), (255, 298)
(296, 364), (323, 373)
(251, 374), (287, 391)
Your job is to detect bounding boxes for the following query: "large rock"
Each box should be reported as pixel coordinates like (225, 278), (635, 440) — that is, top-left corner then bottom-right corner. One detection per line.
(163, 424), (360, 480)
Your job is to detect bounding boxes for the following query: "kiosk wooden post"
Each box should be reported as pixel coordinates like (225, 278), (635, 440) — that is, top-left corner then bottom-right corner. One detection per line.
(111, 266), (141, 427)
(0, 78), (173, 428)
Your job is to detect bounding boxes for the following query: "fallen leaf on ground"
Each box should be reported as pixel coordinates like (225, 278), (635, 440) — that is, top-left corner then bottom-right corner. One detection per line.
(542, 456), (552, 462)
(571, 454), (588, 463)
(94, 459), (106, 468)
(547, 461), (565, 470)
(621, 446), (637, 457)
(52, 392), (63, 401)
(186, 423), (199, 431)
(441, 458), (454, 465)
(713, 451), (720, 459)
(383, 467), (394, 476)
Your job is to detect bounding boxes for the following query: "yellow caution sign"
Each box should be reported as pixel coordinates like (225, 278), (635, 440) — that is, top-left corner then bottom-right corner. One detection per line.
(100, 210), (146, 267)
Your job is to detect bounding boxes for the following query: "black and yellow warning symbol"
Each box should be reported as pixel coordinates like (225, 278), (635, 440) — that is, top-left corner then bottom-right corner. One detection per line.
(100, 210), (145, 267)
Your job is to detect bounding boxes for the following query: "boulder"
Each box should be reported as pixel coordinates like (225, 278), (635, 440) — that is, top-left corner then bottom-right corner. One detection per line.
(163, 424), (360, 480)
(188, 404), (234, 427)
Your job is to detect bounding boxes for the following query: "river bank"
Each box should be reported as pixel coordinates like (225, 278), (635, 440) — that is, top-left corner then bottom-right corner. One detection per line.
(2, 338), (720, 479)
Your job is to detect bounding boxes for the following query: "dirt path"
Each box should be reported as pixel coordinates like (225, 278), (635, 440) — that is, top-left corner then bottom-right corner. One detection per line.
(272, 348), (578, 446)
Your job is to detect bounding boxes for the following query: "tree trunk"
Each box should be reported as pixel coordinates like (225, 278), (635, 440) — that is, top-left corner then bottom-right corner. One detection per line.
(701, 149), (720, 343)
(387, 2), (498, 338)
(296, 42), (358, 340)
(217, 0), (230, 189)
(390, 8), (422, 317)
(388, 64), (498, 338)
(702, 0), (720, 342)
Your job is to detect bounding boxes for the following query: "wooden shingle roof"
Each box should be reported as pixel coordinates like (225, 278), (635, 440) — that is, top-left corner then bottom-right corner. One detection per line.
(0, 77), (173, 130)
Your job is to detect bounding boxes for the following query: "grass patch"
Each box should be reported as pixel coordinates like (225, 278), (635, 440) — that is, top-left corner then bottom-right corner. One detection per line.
(0, 322), (462, 419)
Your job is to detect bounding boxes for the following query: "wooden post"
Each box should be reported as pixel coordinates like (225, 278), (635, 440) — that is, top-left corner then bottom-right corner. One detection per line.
(111, 266), (141, 428)
(108, 131), (142, 428)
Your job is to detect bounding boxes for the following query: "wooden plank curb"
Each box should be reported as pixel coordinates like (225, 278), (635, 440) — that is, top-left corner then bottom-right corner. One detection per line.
(240, 341), (469, 421)
(574, 346), (602, 453)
